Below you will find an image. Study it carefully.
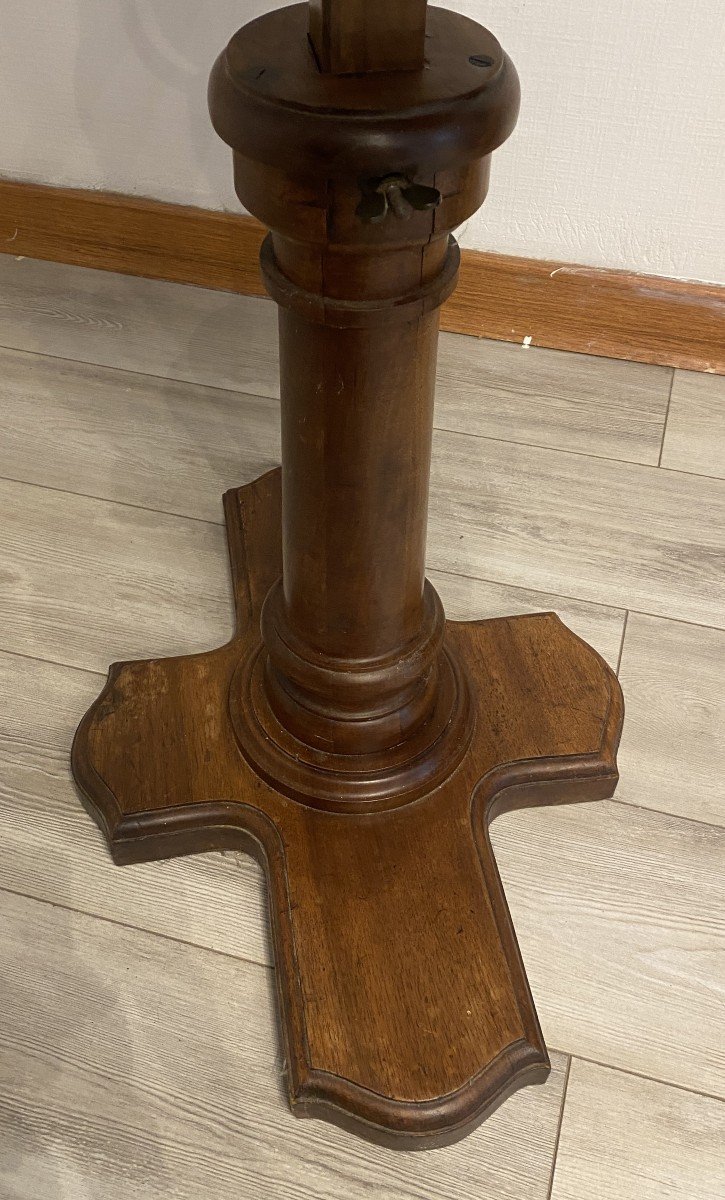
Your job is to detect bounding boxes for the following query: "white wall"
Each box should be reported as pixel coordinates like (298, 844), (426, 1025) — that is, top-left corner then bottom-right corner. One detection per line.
(1, 1), (723, 282)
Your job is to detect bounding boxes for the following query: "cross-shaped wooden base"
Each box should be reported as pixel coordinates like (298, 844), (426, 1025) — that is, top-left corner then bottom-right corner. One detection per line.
(72, 468), (622, 1148)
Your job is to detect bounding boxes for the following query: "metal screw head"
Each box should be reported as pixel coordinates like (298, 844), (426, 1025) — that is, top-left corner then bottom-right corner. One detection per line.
(469, 54), (494, 68)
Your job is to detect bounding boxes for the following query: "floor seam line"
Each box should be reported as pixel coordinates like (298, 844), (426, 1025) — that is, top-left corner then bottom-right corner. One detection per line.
(435, 421), (725, 482)
(3, 345), (722, 481)
(615, 610), (629, 676)
(0, 473), (225, 526)
(657, 368), (676, 468)
(550, 1049), (725, 1106)
(546, 1055), (572, 1200)
(0, 644), (106, 679)
(433, 424), (660, 468)
(0, 340), (281, 406)
(430, 567), (627, 615)
(608, 796), (723, 832)
(0, 884), (273, 972)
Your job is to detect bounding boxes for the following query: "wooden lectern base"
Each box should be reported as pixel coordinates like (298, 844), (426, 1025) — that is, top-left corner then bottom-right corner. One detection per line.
(72, 468), (623, 1149)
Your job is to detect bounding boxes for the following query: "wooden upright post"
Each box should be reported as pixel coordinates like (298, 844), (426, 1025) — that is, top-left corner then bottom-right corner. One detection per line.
(72, 0), (624, 1149)
(309, 0), (428, 74)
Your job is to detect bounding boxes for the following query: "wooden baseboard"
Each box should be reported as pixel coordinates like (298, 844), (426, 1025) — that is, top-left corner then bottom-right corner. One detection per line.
(1, 180), (722, 373)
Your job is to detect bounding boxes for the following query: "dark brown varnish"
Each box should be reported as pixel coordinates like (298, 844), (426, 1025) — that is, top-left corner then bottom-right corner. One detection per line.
(73, 469), (623, 1147)
(207, 3), (517, 807)
(309, 0), (428, 74)
(72, 0), (624, 1148)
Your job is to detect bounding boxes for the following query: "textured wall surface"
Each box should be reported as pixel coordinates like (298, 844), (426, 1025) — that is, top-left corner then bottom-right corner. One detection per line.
(1, 1), (723, 281)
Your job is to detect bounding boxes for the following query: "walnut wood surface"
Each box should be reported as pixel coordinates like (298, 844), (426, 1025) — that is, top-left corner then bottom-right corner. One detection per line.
(73, 468), (623, 1148)
(1, 182), (721, 373)
(67, 0), (626, 1148)
(309, 0), (429, 75)
(209, 5), (518, 180)
(208, 4), (523, 814)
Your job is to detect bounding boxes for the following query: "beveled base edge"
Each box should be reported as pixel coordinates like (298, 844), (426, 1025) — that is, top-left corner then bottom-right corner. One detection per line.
(290, 1039), (550, 1151)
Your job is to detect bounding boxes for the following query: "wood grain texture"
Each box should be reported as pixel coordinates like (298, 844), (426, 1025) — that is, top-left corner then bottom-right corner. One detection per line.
(431, 572), (625, 670)
(492, 800), (725, 1097)
(4, 647), (721, 1107)
(0, 346), (281, 521)
(0, 181), (267, 296)
(0, 257), (279, 398)
(70, 468), (622, 1146)
(660, 370), (725, 478)
(259, 249), (456, 785)
(0, 169), (719, 1181)
(452, 252), (725, 374)
(0, 889), (569, 1199)
(436, 335), (672, 464)
(550, 1060), (725, 1200)
(0, 475), (621, 964)
(0, 260), (672, 466)
(616, 613), (725, 826)
(0, 475), (623, 683)
(0, 567), (624, 956)
(0, 182), (721, 371)
(207, 0), (521, 822)
(0, 651), (269, 964)
(0, 477), (233, 672)
(429, 431), (725, 628)
(309, 0), (428, 74)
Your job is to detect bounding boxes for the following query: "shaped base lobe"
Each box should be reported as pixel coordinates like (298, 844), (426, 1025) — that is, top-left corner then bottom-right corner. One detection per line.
(72, 468), (623, 1149)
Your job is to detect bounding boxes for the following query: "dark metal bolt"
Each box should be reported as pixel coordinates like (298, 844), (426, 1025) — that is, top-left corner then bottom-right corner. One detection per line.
(356, 175), (442, 224)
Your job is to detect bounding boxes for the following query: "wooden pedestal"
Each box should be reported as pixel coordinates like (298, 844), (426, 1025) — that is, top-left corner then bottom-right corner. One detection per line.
(73, 468), (622, 1148)
(72, 1), (624, 1149)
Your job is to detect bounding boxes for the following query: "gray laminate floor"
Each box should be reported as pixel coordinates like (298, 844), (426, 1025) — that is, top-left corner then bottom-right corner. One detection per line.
(0, 255), (723, 1199)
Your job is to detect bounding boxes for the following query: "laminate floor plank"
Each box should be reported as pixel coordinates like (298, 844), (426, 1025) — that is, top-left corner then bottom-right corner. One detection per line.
(0, 651), (269, 965)
(491, 800), (725, 1098)
(660, 369), (725, 478)
(0, 256), (672, 463)
(1, 347), (720, 636)
(0, 478), (233, 673)
(432, 569), (625, 668)
(429, 431), (725, 628)
(0, 345), (281, 522)
(616, 613), (725, 826)
(0, 477), (626, 676)
(0, 889), (568, 1200)
(0, 255), (280, 399)
(550, 1059), (725, 1200)
(436, 334), (671, 464)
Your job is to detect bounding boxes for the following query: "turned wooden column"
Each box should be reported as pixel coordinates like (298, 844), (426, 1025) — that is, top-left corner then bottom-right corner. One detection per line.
(209, 1), (518, 804)
(268, 281), (444, 753)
